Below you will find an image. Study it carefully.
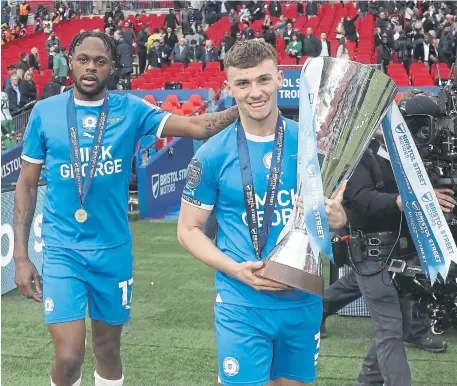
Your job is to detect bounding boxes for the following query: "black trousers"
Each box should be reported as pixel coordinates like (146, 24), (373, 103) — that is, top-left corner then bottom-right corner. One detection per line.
(353, 259), (412, 386)
(323, 269), (429, 340)
(138, 50), (147, 74)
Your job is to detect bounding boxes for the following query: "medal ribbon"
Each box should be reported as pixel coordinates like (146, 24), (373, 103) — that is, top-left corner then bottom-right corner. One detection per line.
(66, 90), (109, 210)
(237, 115), (285, 260)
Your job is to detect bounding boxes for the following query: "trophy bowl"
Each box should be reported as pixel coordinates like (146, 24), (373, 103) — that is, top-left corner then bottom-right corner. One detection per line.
(255, 57), (398, 296)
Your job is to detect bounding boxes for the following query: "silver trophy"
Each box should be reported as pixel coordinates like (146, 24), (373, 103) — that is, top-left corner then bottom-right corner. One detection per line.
(255, 58), (398, 296)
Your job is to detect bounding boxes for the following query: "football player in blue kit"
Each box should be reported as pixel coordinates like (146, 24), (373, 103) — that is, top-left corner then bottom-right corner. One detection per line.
(13, 32), (239, 386)
(177, 40), (347, 386)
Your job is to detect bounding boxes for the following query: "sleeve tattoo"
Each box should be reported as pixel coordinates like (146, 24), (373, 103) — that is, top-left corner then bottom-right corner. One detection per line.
(202, 106), (239, 138)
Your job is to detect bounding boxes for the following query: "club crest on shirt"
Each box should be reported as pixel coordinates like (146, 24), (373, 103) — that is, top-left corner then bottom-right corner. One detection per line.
(82, 115), (97, 130)
(186, 158), (203, 195)
(263, 152), (272, 169)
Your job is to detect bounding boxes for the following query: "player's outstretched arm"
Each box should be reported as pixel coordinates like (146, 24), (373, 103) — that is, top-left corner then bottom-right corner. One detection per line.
(161, 105), (239, 140)
(13, 161), (43, 302)
(177, 203), (289, 291)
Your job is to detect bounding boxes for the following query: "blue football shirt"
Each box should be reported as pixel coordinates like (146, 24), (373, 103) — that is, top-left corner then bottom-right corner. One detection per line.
(21, 91), (170, 250)
(182, 118), (321, 309)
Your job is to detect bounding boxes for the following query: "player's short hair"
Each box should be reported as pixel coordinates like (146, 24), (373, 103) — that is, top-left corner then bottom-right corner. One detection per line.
(223, 40), (277, 72)
(68, 31), (118, 67)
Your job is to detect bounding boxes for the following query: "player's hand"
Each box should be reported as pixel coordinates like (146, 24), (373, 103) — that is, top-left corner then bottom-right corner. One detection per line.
(434, 188), (456, 213)
(325, 181), (347, 229)
(396, 195), (403, 211)
(233, 261), (290, 291)
(15, 259), (42, 303)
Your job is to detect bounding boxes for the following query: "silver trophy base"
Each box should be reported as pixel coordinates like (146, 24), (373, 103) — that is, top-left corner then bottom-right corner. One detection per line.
(254, 228), (325, 297)
(255, 261), (325, 297)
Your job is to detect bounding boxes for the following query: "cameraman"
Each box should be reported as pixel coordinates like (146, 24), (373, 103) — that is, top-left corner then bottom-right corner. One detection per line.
(341, 127), (451, 386)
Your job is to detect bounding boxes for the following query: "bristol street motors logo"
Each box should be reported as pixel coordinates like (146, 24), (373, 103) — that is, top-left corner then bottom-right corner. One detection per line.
(412, 201), (421, 211)
(395, 123), (406, 134)
(307, 165), (317, 177)
(152, 174), (160, 199)
(223, 357), (239, 377)
(309, 93), (314, 105)
(422, 191), (433, 203)
(151, 169), (188, 199)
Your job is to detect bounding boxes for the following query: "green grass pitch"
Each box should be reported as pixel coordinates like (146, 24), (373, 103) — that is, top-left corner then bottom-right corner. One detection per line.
(2, 221), (456, 385)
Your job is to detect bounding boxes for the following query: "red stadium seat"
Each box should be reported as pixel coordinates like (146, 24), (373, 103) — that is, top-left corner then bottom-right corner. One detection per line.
(204, 66), (221, 75)
(143, 73), (157, 82)
(164, 94), (180, 109)
(205, 61), (221, 71)
(281, 57), (297, 65)
(131, 79), (144, 90)
(147, 68), (162, 77)
(182, 81), (199, 89)
(203, 81), (220, 91)
(189, 94), (203, 107)
(181, 102), (195, 115)
(142, 82), (158, 90)
(188, 62), (203, 72)
(160, 101), (174, 112)
(184, 66), (200, 77)
(170, 62), (185, 72)
(143, 95), (157, 105)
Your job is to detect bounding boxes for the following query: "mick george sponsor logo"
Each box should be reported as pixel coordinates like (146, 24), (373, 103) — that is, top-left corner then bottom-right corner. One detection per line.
(241, 189), (296, 227)
(60, 145), (123, 178)
(152, 168), (187, 199)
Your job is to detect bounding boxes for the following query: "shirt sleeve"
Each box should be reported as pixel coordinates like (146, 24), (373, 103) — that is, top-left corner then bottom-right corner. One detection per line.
(133, 95), (171, 142)
(21, 103), (45, 164)
(181, 143), (217, 211)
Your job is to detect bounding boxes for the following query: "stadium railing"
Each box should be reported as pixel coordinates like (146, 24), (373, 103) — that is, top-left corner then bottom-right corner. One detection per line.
(11, 101), (37, 142)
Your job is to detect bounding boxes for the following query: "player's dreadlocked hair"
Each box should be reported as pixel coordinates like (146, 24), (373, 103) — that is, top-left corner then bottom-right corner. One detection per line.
(68, 31), (119, 68)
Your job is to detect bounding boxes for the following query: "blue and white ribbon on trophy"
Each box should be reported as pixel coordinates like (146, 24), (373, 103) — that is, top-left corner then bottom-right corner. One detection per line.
(382, 103), (457, 282)
(295, 63), (334, 262)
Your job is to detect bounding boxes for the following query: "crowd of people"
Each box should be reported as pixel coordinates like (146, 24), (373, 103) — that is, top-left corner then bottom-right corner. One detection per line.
(372, 2), (457, 73)
(137, 0), (457, 76)
(5, 0), (457, 142)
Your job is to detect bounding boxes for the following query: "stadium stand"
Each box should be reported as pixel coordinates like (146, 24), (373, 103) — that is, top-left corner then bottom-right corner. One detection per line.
(1, 0), (451, 153)
(2, 1), (450, 91)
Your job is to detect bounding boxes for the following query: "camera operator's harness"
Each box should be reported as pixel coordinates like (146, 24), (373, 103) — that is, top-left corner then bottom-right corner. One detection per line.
(332, 144), (413, 278)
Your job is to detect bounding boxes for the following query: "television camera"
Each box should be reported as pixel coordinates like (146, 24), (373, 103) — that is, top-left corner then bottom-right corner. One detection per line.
(389, 65), (457, 333)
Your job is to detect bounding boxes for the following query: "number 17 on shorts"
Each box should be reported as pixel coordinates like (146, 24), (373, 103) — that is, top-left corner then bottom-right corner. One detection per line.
(119, 278), (134, 310)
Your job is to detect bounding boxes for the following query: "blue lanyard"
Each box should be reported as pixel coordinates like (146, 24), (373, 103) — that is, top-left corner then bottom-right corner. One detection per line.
(66, 91), (109, 209)
(237, 115), (285, 260)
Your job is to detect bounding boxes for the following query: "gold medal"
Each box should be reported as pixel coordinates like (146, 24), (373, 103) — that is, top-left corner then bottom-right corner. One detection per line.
(75, 208), (88, 223)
